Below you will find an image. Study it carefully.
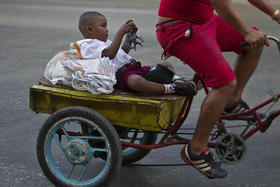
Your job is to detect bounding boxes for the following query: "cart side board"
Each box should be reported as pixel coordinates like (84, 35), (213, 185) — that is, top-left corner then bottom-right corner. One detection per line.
(29, 85), (185, 132)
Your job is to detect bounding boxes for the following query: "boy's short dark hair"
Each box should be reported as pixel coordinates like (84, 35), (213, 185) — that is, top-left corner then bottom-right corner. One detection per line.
(79, 11), (105, 35)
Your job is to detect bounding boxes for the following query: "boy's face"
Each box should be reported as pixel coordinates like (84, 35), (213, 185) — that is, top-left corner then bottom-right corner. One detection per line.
(88, 15), (108, 42)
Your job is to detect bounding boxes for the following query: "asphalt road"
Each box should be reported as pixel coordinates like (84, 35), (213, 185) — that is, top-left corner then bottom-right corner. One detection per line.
(0, 0), (280, 186)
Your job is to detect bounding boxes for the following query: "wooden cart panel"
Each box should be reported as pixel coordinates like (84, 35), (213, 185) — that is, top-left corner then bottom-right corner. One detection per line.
(29, 85), (186, 132)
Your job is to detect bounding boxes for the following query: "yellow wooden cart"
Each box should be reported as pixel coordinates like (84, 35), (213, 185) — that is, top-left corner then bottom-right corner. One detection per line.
(30, 77), (193, 187)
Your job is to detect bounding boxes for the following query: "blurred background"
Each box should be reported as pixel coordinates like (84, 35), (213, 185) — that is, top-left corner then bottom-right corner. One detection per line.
(0, 0), (280, 186)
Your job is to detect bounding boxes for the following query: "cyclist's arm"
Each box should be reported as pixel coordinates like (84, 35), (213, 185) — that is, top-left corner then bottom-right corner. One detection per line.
(248, 0), (280, 23)
(210, 0), (269, 48)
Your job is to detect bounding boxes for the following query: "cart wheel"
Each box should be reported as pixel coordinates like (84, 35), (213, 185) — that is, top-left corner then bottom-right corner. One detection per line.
(36, 106), (122, 187)
(115, 127), (158, 165)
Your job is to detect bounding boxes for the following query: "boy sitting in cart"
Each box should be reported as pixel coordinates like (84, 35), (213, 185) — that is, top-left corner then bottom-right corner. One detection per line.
(73, 11), (196, 96)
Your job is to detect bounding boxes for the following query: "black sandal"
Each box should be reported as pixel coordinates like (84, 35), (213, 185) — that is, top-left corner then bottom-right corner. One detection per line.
(224, 100), (250, 115)
(224, 100), (266, 121)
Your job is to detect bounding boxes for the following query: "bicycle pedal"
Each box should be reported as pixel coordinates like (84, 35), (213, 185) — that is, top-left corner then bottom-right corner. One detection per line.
(260, 112), (276, 133)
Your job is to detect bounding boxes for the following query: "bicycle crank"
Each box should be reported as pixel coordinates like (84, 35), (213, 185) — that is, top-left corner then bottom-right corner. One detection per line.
(215, 133), (246, 164)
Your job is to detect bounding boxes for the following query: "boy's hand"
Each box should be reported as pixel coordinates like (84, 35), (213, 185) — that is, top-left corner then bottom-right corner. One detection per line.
(119, 20), (138, 35)
(105, 20), (138, 59)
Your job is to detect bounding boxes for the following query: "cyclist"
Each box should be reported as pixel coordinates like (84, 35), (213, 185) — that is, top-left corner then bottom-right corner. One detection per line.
(156, 0), (280, 178)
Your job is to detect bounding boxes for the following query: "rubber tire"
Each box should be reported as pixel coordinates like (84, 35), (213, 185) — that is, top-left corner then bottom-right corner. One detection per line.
(120, 129), (157, 165)
(36, 106), (122, 187)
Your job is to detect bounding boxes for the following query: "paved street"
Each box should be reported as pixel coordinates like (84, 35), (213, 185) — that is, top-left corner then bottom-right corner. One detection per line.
(0, 0), (280, 186)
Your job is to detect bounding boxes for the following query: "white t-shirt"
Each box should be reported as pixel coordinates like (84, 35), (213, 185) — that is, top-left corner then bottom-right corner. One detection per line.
(76, 39), (133, 70)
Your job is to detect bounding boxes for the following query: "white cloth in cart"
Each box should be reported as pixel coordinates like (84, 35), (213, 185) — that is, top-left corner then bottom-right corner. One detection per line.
(44, 52), (117, 94)
(63, 57), (117, 94)
(44, 52), (74, 87)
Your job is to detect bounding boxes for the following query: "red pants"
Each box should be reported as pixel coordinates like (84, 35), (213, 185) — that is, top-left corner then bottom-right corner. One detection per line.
(156, 15), (254, 88)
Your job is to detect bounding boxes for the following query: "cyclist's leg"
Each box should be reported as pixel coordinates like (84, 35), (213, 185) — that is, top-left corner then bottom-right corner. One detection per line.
(191, 79), (237, 153)
(216, 16), (263, 107)
(156, 16), (237, 178)
(167, 17), (237, 154)
(170, 37), (236, 178)
(231, 47), (263, 104)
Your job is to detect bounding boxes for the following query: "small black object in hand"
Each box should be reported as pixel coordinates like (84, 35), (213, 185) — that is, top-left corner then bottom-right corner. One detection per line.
(126, 33), (144, 51)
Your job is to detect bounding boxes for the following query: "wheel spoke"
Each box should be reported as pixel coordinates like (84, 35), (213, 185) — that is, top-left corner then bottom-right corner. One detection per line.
(232, 153), (238, 161)
(78, 159), (92, 182)
(234, 146), (244, 151)
(129, 131), (138, 143)
(222, 151), (232, 160)
(75, 136), (105, 141)
(90, 148), (108, 153)
(61, 127), (71, 139)
(87, 126), (96, 134)
(78, 168), (87, 182)
(67, 164), (76, 178)
(53, 133), (66, 153)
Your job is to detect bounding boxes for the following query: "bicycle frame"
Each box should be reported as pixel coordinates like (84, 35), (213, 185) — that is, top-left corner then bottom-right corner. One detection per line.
(122, 35), (280, 150)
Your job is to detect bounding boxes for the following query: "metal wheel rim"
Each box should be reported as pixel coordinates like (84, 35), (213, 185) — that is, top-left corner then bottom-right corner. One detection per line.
(44, 117), (111, 186)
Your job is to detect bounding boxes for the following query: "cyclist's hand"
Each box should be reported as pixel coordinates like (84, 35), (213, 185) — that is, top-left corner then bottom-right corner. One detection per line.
(244, 29), (269, 48)
(273, 13), (280, 24)
(118, 20), (138, 36)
